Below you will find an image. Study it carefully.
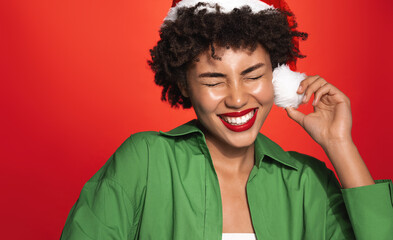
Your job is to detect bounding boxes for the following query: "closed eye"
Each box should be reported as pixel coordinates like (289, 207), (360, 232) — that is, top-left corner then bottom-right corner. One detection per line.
(203, 82), (223, 87)
(248, 75), (263, 80)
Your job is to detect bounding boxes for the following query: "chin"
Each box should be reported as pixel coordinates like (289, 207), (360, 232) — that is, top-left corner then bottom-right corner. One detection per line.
(224, 130), (260, 149)
(204, 112), (267, 150)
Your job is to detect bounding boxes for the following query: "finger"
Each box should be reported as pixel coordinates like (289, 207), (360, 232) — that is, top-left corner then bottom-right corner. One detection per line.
(285, 106), (306, 128)
(302, 77), (328, 103)
(313, 83), (333, 106)
(313, 83), (349, 106)
(297, 75), (321, 94)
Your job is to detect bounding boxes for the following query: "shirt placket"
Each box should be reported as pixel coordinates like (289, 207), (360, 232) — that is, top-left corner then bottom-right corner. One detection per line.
(246, 166), (275, 240)
(197, 136), (223, 240)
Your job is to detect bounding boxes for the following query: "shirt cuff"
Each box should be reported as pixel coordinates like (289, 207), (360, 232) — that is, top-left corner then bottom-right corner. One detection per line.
(340, 179), (393, 240)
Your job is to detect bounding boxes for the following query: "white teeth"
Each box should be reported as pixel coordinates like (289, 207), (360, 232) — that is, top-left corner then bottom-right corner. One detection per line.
(221, 110), (255, 126)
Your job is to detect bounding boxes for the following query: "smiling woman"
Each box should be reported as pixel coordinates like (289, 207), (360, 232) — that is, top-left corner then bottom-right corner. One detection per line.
(182, 45), (274, 148)
(60, 0), (393, 239)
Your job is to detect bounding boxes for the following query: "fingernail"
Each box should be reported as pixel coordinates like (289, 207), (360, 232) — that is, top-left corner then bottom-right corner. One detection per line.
(312, 99), (315, 105)
(298, 86), (302, 92)
(303, 95), (307, 102)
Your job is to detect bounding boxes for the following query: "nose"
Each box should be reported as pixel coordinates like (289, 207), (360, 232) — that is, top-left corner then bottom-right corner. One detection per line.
(224, 82), (248, 109)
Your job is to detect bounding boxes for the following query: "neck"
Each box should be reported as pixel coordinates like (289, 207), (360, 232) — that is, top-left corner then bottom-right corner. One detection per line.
(203, 129), (255, 174)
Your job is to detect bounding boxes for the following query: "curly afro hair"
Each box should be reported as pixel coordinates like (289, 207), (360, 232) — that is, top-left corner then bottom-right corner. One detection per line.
(148, 3), (308, 108)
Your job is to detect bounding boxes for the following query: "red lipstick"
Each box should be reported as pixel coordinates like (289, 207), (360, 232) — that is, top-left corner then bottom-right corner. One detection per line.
(218, 108), (258, 132)
(220, 108), (254, 117)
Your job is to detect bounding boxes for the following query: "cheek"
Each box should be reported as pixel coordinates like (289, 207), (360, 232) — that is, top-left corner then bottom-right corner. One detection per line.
(191, 88), (226, 114)
(251, 80), (274, 104)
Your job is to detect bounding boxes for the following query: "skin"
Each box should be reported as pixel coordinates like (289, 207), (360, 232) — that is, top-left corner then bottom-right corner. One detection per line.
(181, 45), (273, 232)
(287, 77), (375, 189)
(180, 44), (375, 233)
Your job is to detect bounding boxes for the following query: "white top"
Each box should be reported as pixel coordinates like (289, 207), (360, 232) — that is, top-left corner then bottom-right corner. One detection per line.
(222, 233), (256, 240)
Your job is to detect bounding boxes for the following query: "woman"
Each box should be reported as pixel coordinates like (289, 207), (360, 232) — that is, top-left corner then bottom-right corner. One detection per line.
(61, 0), (393, 239)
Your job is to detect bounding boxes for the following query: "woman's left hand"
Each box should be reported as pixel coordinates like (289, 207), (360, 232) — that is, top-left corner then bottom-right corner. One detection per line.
(285, 75), (353, 149)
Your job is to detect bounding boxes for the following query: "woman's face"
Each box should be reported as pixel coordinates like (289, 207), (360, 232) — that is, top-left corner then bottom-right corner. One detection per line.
(182, 44), (274, 149)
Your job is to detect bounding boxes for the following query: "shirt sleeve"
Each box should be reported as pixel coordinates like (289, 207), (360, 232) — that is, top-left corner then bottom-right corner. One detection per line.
(325, 169), (356, 239)
(341, 178), (393, 240)
(325, 169), (393, 240)
(60, 135), (149, 240)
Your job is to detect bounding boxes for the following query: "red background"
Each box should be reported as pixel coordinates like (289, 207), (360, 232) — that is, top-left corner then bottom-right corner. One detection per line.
(1, 0), (392, 239)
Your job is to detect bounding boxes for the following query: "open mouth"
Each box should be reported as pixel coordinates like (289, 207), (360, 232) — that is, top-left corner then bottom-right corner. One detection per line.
(219, 108), (256, 125)
(218, 108), (258, 132)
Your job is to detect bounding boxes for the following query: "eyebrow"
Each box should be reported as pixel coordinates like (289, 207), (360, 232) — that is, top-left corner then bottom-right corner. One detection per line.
(198, 63), (265, 78)
(198, 72), (226, 78)
(240, 63), (265, 75)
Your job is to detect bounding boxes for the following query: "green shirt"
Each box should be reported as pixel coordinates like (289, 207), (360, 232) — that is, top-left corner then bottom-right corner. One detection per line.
(61, 120), (393, 240)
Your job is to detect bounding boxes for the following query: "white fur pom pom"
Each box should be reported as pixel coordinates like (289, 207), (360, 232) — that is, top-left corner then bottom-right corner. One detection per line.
(272, 64), (306, 109)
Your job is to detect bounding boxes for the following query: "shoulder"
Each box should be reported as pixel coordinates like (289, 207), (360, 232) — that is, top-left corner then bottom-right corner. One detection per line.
(287, 151), (331, 175)
(87, 131), (164, 188)
(111, 131), (178, 157)
(90, 130), (181, 180)
(256, 134), (331, 178)
(122, 131), (163, 148)
(258, 134), (326, 169)
(287, 150), (336, 191)
(257, 134), (333, 187)
(111, 131), (160, 163)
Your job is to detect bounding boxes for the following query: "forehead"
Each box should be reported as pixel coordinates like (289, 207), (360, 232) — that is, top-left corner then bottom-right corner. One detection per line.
(190, 44), (271, 70)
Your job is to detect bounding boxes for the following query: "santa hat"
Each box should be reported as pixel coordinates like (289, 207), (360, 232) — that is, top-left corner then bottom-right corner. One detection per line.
(163, 0), (306, 108)
(165, 0), (294, 21)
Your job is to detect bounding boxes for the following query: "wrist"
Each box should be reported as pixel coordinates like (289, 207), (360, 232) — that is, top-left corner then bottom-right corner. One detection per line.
(321, 136), (354, 153)
(321, 138), (375, 188)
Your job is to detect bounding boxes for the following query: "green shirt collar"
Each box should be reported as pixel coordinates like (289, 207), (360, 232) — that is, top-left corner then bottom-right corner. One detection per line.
(160, 120), (298, 171)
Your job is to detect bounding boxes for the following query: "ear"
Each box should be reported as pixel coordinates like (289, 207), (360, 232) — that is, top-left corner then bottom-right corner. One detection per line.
(177, 81), (189, 98)
(272, 64), (306, 109)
